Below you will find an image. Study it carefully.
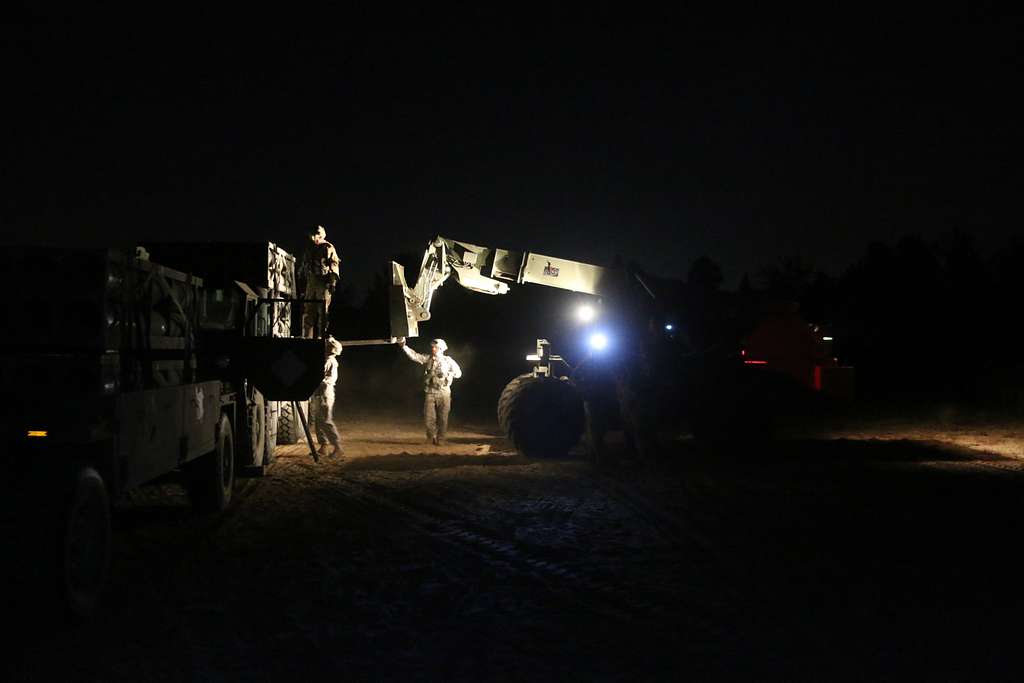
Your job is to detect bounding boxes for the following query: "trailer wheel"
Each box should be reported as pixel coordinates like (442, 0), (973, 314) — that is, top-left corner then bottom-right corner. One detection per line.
(276, 400), (307, 445)
(263, 400), (279, 465)
(186, 414), (234, 512)
(498, 374), (584, 458)
(60, 466), (111, 619)
(247, 389), (266, 465)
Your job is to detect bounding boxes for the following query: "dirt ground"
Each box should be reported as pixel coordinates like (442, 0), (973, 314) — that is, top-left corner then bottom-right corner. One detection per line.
(7, 407), (1024, 681)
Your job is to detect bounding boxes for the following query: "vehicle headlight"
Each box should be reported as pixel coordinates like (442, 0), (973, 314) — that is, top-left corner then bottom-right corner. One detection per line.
(576, 304), (596, 323)
(588, 332), (609, 351)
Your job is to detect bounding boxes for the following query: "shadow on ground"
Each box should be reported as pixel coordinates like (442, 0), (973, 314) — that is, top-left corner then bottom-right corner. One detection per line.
(341, 453), (533, 471)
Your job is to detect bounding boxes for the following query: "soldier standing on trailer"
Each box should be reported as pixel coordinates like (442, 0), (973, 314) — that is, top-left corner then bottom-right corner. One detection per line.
(311, 336), (344, 458)
(397, 337), (462, 445)
(298, 224), (340, 338)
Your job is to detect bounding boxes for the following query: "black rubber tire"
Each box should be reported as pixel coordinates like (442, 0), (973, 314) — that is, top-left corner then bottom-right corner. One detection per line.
(497, 373), (533, 436)
(247, 389), (266, 467)
(186, 414), (234, 512)
(497, 373), (585, 458)
(264, 400), (279, 465)
(276, 400), (308, 445)
(60, 466), (111, 619)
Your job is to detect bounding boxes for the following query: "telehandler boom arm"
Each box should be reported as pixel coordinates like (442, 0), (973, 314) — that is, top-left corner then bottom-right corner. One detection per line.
(391, 235), (616, 338)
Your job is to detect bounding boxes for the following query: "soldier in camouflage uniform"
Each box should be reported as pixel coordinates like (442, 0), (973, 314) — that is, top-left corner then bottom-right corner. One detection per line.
(398, 337), (462, 445)
(298, 225), (340, 338)
(311, 336), (343, 457)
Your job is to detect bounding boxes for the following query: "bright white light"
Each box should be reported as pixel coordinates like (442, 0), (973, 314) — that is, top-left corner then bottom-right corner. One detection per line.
(664, 324), (674, 331)
(822, 336), (833, 341)
(525, 354), (541, 361)
(588, 332), (609, 351)
(576, 305), (596, 323)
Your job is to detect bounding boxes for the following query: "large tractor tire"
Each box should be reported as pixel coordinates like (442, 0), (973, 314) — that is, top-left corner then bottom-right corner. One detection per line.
(276, 400), (308, 445)
(498, 373), (585, 458)
(185, 414), (235, 513)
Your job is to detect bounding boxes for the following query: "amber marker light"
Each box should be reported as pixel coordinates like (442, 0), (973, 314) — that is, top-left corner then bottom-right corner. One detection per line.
(27, 430), (48, 438)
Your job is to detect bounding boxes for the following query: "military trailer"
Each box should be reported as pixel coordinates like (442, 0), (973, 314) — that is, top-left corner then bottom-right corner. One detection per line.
(0, 245), (322, 619)
(142, 241), (309, 451)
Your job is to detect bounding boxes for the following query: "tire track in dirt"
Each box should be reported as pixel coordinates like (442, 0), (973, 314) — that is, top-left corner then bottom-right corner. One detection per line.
(120, 447), (731, 662)
(329, 472), (726, 634)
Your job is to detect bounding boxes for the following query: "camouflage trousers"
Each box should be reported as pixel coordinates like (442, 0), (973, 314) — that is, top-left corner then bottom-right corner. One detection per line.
(423, 391), (452, 442)
(311, 386), (341, 447)
(302, 283), (332, 339)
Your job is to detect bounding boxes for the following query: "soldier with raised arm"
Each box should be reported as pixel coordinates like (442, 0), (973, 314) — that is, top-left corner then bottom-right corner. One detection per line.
(397, 337), (462, 445)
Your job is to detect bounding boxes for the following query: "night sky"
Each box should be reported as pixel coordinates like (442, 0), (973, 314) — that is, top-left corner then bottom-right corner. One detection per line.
(4, 11), (1021, 293)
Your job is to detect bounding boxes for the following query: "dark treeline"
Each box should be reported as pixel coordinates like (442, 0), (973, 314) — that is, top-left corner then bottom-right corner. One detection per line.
(756, 231), (1024, 409)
